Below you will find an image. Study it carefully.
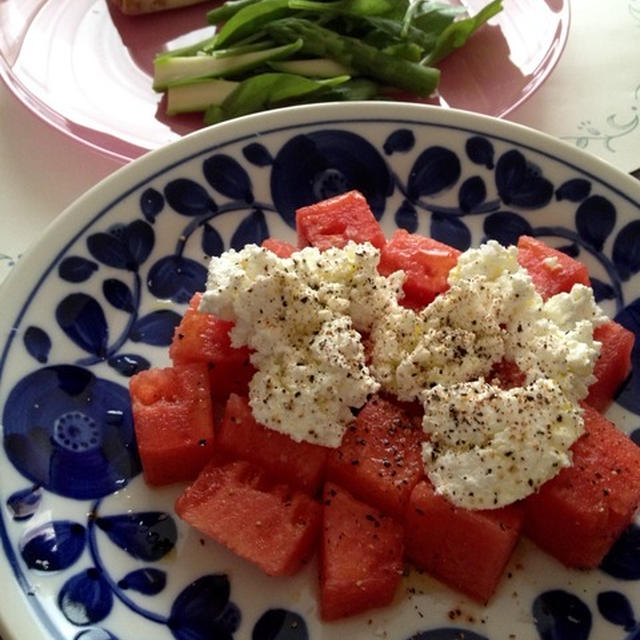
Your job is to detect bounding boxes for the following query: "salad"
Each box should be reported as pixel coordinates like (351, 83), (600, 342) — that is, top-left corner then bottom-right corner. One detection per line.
(129, 190), (640, 622)
(152, 0), (503, 122)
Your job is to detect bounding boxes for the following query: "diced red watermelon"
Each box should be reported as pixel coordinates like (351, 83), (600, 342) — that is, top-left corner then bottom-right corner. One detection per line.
(169, 293), (255, 398)
(378, 229), (460, 308)
(320, 482), (404, 620)
(517, 235), (591, 300)
(586, 321), (635, 412)
(295, 190), (386, 251)
(524, 403), (640, 569)
(129, 363), (214, 485)
(262, 237), (296, 258)
(404, 480), (524, 603)
(176, 460), (322, 576)
(487, 358), (527, 390)
(217, 394), (329, 494)
(326, 395), (425, 521)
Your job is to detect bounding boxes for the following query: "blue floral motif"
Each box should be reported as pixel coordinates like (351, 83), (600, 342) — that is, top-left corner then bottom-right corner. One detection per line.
(495, 150), (553, 208)
(395, 199), (419, 232)
(598, 590), (637, 632)
(532, 590), (592, 640)
(59, 568), (114, 625)
(383, 128), (415, 155)
(3, 365), (140, 499)
(610, 298), (640, 414)
(408, 146), (461, 200)
(613, 220), (640, 281)
(556, 178), (592, 202)
(202, 223), (225, 258)
(601, 524), (640, 580)
(58, 256), (99, 283)
(483, 211), (533, 245)
(118, 568), (166, 595)
(147, 256), (209, 303)
(168, 575), (240, 640)
(252, 609), (309, 640)
(87, 220), (154, 271)
(431, 212), (471, 251)
(94, 512), (177, 562)
(23, 326), (52, 364)
(203, 154), (254, 203)
(6, 485), (42, 521)
(103, 278), (135, 313)
(575, 195), (616, 251)
(243, 142), (273, 167)
(20, 520), (86, 572)
(140, 187), (165, 223)
(74, 629), (119, 640)
(164, 178), (218, 217)
(56, 293), (110, 358)
(465, 136), (495, 169)
(230, 208), (270, 249)
(269, 130), (394, 226)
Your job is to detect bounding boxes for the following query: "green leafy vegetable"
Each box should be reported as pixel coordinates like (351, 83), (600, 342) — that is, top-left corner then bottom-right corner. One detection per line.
(153, 0), (504, 123)
(422, 0), (503, 64)
(214, 0), (294, 49)
(206, 0), (263, 25)
(287, 0), (398, 18)
(167, 78), (239, 115)
(204, 72), (350, 123)
(153, 40), (302, 90)
(267, 17), (440, 97)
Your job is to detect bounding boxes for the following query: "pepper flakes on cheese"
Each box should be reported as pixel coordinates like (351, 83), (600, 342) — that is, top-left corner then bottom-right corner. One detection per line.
(200, 237), (606, 510)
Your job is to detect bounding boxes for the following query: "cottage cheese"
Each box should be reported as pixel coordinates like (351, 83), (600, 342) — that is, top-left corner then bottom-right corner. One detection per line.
(409, 241), (605, 508)
(199, 242), (402, 447)
(421, 379), (583, 508)
(200, 238), (606, 508)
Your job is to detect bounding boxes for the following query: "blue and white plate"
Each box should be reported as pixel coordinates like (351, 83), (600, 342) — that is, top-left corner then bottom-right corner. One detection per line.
(1, 102), (640, 640)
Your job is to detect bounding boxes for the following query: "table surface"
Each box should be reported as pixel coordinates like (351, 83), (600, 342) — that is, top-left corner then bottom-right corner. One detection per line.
(0, 1), (638, 639)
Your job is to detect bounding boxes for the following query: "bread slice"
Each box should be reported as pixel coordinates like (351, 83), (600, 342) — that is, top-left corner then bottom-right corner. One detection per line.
(110, 0), (205, 14)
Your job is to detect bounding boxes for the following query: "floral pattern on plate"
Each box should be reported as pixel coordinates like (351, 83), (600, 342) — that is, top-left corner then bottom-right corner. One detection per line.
(1, 103), (640, 640)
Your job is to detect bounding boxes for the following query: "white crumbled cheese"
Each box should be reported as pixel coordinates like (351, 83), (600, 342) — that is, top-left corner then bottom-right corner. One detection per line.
(542, 255), (561, 271)
(199, 242), (400, 446)
(413, 241), (604, 509)
(200, 238), (606, 509)
(369, 240), (605, 509)
(421, 379), (583, 508)
(514, 285), (607, 401)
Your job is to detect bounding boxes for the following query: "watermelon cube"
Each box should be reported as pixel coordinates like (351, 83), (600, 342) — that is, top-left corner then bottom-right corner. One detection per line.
(404, 480), (524, 603)
(129, 362), (215, 485)
(524, 403), (640, 569)
(586, 321), (634, 412)
(169, 293), (255, 398)
(326, 395), (425, 521)
(517, 235), (591, 300)
(487, 358), (527, 390)
(320, 482), (404, 620)
(378, 229), (460, 308)
(176, 460), (322, 576)
(217, 394), (329, 494)
(295, 190), (386, 251)
(261, 237), (296, 258)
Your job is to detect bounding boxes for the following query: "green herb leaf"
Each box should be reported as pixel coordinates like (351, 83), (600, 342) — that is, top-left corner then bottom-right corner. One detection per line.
(214, 0), (294, 49)
(204, 72), (350, 123)
(422, 0), (503, 65)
